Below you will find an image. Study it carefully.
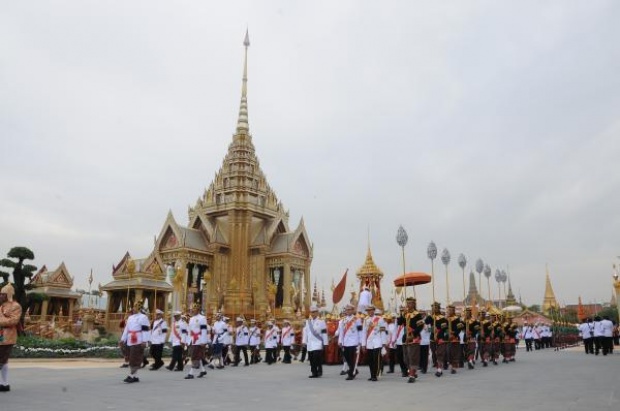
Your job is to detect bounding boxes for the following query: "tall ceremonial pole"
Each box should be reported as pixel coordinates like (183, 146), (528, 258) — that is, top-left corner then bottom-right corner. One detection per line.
(484, 264), (492, 308)
(458, 254), (467, 306)
(427, 241), (438, 340)
(396, 225), (410, 299)
(441, 248), (451, 308)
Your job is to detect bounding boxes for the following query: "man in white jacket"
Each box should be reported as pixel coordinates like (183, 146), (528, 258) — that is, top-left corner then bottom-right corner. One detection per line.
(149, 309), (168, 370)
(302, 305), (328, 378)
(120, 301), (151, 383)
(362, 304), (387, 382)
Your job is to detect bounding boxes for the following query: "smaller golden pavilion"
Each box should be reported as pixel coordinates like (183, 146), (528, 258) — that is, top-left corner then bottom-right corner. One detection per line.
(27, 262), (81, 323)
(101, 252), (172, 333)
(356, 246), (384, 311)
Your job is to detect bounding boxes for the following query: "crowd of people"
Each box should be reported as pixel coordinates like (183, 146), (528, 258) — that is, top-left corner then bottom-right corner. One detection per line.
(577, 316), (618, 356)
(117, 296), (531, 384)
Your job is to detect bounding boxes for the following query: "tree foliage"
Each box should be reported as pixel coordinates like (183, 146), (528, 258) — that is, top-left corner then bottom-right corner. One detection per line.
(0, 246), (38, 332)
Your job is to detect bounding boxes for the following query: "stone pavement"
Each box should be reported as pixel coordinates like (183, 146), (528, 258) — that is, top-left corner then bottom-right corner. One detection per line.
(2, 347), (618, 411)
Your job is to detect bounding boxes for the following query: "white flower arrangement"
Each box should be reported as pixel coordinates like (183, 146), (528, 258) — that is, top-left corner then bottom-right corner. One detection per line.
(15, 345), (117, 354)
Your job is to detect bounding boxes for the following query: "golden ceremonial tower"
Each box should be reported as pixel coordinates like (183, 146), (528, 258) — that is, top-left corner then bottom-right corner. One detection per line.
(106, 32), (313, 322)
(542, 265), (559, 315)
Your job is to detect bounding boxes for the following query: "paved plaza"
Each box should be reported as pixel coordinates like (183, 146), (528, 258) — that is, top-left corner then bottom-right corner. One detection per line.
(3, 348), (619, 411)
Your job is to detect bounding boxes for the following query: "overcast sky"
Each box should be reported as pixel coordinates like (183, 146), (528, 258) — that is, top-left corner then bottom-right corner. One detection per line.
(2, 1), (619, 311)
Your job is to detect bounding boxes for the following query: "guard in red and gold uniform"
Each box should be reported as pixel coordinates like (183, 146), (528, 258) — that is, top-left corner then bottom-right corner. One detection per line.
(426, 302), (448, 377)
(479, 310), (492, 367)
(400, 297), (425, 383)
(491, 314), (503, 365)
(446, 305), (463, 374)
(502, 318), (518, 363)
(463, 307), (479, 369)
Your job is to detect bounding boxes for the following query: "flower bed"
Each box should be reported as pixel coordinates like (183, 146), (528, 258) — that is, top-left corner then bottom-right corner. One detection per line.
(12, 336), (172, 359)
(12, 336), (122, 359)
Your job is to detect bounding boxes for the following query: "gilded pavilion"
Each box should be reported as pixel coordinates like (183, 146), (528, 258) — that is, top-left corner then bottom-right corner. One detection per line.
(102, 32), (312, 325)
(28, 262), (81, 322)
(356, 246), (384, 311)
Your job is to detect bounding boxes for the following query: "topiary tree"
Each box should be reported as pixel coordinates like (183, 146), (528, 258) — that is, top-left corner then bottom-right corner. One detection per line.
(0, 246), (38, 331)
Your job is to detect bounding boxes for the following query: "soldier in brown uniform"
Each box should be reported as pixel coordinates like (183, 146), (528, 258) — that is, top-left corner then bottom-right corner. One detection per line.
(400, 297), (425, 383)
(479, 310), (492, 367)
(502, 318), (518, 363)
(491, 314), (503, 365)
(446, 305), (463, 374)
(426, 302), (448, 377)
(463, 307), (479, 369)
(0, 284), (23, 392)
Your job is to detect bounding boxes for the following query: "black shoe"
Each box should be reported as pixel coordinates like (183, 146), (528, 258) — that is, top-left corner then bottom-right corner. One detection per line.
(308, 375), (318, 378)
(174, 368), (183, 372)
(120, 364), (129, 368)
(468, 362), (474, 370)
(401, 372), (408, 377)
(0, 385), (10, 392)
(184, 375), (194, 379)
(340, 370), (347, 376)
(148, 366), (156, 371)
(123, 376), (134, 383)
(244, 363), (249, 367)
(165, 366), (173, 371)
(216, 365), (224, 369)
(369, 377), (377, 381)
(451, 369), (456, 374)
(142, 360), (149, 368)
(198, 371), (207, 378)
(435, 371), (442, 377)
(132, 377), (139, 383)
(408, 377), (416, 383)
(483, 361), (488, 367)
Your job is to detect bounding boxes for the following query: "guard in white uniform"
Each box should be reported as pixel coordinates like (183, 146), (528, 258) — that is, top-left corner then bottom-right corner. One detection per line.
(210, 314), (227, 369)
(337, 304), (362, 380)
(302, 305), (328, 378)
(234, 317), (250, 366)
(167, 311), (188, 371)
(264, 321), (279, 364)
(280, 319), (295, 364)
(248, 319), (261, 364)
(361, 304), (387, 381)
(185, 304), (209, 379)
(149, 309), (168, 370)
(120, 301), (151, 383)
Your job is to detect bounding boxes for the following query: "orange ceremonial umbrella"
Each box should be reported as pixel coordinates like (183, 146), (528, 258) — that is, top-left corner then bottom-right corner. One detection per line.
(393, 272), (432, 287)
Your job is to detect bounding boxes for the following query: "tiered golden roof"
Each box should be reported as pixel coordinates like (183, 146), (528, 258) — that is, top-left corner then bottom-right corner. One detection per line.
(356, 246), (384, 310)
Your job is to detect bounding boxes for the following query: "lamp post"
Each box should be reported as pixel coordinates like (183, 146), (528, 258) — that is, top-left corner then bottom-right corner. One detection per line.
(427, 241), (438, 305)
(396, 225), (410, 299)
(484, 264), (492, 308)
(441, 248), (451, 307)
(458, 254), (467, 306)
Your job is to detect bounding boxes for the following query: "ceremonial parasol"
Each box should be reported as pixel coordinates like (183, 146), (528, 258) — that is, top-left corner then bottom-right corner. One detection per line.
(393, 272), (432, 288)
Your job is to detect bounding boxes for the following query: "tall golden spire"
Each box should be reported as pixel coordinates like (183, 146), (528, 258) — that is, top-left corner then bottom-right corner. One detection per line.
(542, 264), (559, 315)
(236, 29), (250, 134)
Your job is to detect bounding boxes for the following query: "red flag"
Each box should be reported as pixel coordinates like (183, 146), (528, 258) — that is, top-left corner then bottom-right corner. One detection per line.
(332, 269), (348, 304)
